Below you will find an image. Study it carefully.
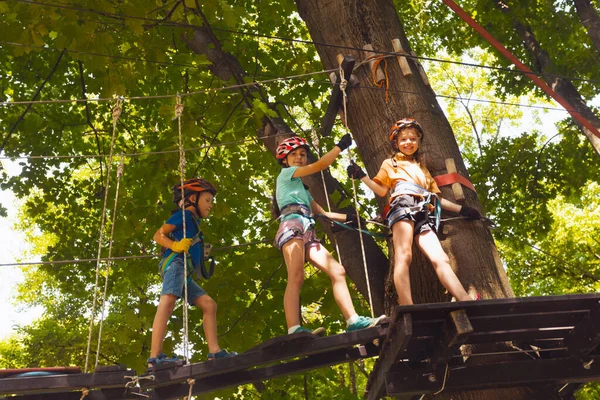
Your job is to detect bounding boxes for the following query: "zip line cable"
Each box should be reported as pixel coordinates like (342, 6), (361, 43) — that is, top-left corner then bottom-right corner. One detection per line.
(0, 238), (274, 268)
(9, 0), (600, 86)
(0, 40), (585, 114)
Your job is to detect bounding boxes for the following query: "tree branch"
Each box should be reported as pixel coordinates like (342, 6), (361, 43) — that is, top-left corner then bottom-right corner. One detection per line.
(573, 0), (600, 58)
(1, 48), (67, 153)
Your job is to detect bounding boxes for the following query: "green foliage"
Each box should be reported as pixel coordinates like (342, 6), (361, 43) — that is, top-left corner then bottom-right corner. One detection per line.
(1, 0), (599, 397)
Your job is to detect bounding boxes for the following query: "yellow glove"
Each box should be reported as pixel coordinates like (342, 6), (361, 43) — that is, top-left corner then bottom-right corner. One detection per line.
(171, 238), (193, 253)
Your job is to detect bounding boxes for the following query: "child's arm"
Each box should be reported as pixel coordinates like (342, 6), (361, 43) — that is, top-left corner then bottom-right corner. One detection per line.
(439, 198), (481, 220)
(310, 200), (348, 222)
(153, 223), (192, 253)
(292, 134), (352, 178)
(347, 161), (389, 197)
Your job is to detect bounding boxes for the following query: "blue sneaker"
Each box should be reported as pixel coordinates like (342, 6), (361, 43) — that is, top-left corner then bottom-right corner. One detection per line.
(347, 315), (385, 332)
(147, 353), (179, 367)
(208, 349), (238, 360)
(291, 326), (326, 336)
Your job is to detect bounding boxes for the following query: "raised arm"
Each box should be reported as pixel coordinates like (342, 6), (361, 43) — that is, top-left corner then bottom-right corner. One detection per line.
(292, 134), (352, 178)
(347, 161), (389, 197)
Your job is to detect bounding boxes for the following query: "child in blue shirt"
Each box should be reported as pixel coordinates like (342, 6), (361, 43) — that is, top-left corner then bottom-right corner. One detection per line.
(148, 178), (236, 367)
(274, 135), (383, 335)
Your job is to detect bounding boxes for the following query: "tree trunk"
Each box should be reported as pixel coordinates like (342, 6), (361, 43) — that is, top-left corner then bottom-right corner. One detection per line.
(496, 0), (600, 155)
(184, 22), (389, 315)
(574, 0), (600, 57)
(295, 0), (559, 398)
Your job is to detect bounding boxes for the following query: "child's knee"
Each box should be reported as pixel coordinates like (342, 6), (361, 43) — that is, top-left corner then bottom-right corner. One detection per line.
(394, 250), (412, 266)
(329, 264), (347, 282)
(198, 295), (217, 314)
(159, 294), (177, 310)
(287, 270), (304, 287)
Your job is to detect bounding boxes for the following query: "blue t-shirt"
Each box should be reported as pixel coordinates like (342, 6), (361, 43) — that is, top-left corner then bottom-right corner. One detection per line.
(276, 166), (313, 223)
(162, 210), (202, 268)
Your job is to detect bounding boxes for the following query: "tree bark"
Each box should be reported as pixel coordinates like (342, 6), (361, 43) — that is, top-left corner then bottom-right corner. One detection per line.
(295, 0), (559, 398)
(574, 0), (600, 57)
(184, 21), (389, 316)
(496, 0), (600, 155)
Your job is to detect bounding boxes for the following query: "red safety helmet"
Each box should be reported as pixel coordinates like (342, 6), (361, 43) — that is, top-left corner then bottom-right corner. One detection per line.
(275, 136), (310, 162)
(389, 118), (424, 149)
(172, 178), (217, 205)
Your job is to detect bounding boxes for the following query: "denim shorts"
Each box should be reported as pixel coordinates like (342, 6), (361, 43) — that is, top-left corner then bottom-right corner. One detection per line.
(387, 195), (435, 236)
(274, 217), (321, 250)
(160, 257), (206, 305)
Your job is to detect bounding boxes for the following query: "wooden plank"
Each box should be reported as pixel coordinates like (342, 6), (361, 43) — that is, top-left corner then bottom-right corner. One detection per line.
(9, 388), (139, 400)
(245, 331), (320, 353)
(320, 55), (355, 136)
(391, 39), (412, 76)
(143, 323), (390, 388)
(386, 355), (600, 395)
(430, 310), (473, 369)
(0, 367), (81, 378)
(562, 301), (600, 359)
(391, 294), (600, 323)
(365, 313), (412, 400)
(0, 367), (136, 396)
(444, 158), (465, 201)
(150, 344), (380, 399)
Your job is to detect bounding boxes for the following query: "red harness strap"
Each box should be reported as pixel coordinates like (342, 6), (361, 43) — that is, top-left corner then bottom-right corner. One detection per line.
(434, 173), (476, 192)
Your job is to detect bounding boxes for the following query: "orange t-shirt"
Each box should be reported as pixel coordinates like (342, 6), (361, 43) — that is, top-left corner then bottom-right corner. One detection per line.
(373, 154), (441, 198)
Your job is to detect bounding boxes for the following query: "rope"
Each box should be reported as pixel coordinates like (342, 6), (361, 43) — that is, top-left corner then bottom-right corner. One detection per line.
(185, 378), (196, 400)
(84, 97), (123, 373)
(175, 94), (190, 364)
(94, 155), (125, 369)
(369, 56), (391, 102)
(310, 129), (342, 261)
(124, 375), (154, 398)
(1, 68), (337, 106)
(338, 62), (375, 319)
(9, 1), (600, 86)
(0, 238), (274, 268)
(432, 363), (449, 395)
(79, 388), (90, 400)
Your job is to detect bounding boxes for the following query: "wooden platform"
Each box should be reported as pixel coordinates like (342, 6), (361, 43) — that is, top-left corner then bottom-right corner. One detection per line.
(0, 365), (138, 399)
(365, 293), (600, 399)
(4, 294), (600, 399)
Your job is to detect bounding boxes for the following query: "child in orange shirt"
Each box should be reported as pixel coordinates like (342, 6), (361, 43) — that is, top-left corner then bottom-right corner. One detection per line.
(347, 118), (480, 305)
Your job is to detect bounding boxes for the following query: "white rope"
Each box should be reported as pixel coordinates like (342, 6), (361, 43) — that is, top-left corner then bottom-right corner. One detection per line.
(185, 378), (196, 400)
(310, 129), (342, 261)
(433, 363), (449, 395)
(84, 97), (123, 373)
(175, 94), (190, 364)
(94, 155), (125, 369)
(338, 63), (375, 318)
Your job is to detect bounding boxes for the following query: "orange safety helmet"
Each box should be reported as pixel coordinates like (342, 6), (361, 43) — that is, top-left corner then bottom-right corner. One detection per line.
(172, 178), (217, 205)
(389, 118), (424, 149)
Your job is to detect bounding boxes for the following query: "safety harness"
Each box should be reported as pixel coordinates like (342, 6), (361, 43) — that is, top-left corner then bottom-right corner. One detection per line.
(159, 215), (216, 281)
(280, 203), (312, 219)
(386, 181), (441, 231)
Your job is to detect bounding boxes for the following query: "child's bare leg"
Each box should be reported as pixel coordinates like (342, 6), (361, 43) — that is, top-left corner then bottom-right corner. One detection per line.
(391, 220), (415, 305)
(416, 231), (471, 301)
(150, 294), (177, 358)
(282, 239), (306, 329)
(194, 294), (220, 354)
(307, 244), (355, 320)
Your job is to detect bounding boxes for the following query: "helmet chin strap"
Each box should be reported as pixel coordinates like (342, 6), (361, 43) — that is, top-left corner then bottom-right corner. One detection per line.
(181, 195), (203, 218)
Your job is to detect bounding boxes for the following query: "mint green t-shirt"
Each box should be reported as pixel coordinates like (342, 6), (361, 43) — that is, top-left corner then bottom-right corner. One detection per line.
(276, 166), (313, 222)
